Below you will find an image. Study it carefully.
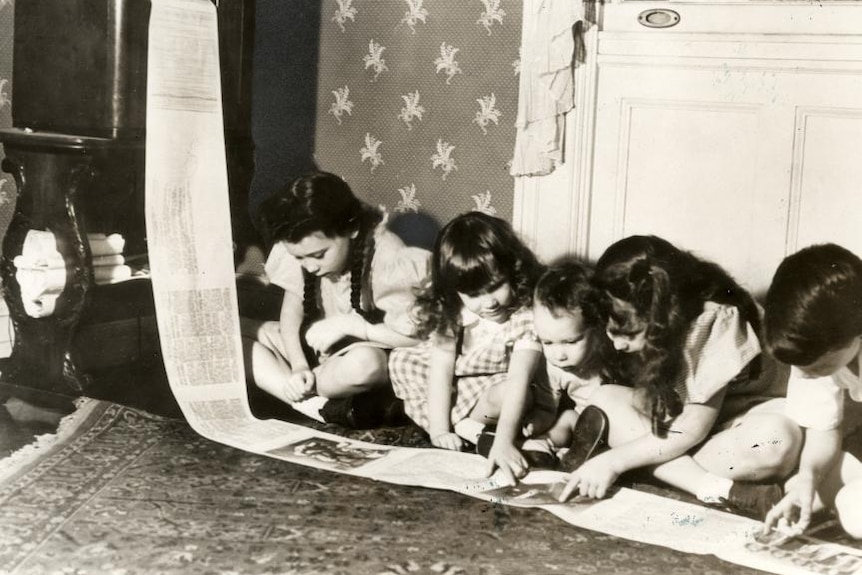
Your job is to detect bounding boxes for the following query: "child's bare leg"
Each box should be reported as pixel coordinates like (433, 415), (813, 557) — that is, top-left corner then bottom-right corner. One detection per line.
(588, 384), (651, 446)
(242, 336), (294, 402)
(314, 346), (389, 398)
(544, 409), (579, 449)
(650, 413), (800, 510)
(692, 413), (803, 481)
(469, 383), (533, 428)
(835, 477), (862, 538)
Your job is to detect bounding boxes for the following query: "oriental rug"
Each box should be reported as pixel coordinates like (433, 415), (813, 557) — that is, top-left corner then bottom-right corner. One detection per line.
(0, 399), (764, 575)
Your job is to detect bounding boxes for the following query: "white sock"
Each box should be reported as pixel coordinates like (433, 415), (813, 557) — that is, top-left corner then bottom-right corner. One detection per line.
(521, 437), (555, 455)
(287, 395), (328, 423)
(696, 474), (734, 504)
(454, 418), (485, 444)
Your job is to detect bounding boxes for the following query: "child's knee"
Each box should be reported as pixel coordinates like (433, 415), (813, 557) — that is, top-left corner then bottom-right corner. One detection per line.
(344, 346), (390, 384)
(836, 482), (862, 538)
(588, 384), (635, 414)
(749, 415), (803, 476)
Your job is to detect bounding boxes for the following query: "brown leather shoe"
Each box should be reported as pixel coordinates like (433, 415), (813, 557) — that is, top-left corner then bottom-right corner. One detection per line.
(558, 405), (610, 473)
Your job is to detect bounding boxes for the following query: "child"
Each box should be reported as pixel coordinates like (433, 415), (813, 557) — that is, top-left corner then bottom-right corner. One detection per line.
(242, 171), (430, 427)
(557, 235), (801, 519)
(762, 243), (862, 538)
(389, 212), (544, 484)
(521, 261), (610, 463)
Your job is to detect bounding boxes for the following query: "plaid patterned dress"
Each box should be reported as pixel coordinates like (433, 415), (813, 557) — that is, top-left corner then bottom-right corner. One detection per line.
(389, 307), (541, 432)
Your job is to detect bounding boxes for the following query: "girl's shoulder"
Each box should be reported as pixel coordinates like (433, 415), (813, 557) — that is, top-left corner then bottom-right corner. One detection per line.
(696, 301), (747, 330)
(686, 300), (760, 361)
(263, 241), (303, 292)
(503, 306), (537, 335)
(370, 217), (431, 283)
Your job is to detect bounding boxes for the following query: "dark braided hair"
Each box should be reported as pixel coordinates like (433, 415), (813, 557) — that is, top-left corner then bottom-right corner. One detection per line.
(593, 235), (762, 436)
(257, 171), (383, 324)
(412, 212), (543, 339)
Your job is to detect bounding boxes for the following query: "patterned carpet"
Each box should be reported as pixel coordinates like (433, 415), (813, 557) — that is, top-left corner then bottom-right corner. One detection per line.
(0, 400), (769, 575)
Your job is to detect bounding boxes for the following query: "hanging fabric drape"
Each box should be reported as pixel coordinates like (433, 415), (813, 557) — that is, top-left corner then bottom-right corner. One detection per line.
(510, 0), (597, 177)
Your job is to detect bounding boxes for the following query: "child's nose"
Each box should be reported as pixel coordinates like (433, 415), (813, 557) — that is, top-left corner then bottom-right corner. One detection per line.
(479, 294), (496, 308)
(610, 336), (628, 351)
(302, 261), (319, 273)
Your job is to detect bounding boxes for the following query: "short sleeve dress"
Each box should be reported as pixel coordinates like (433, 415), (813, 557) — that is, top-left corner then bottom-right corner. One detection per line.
(666, 301), (788, 429)
(390, 306), (542, 432)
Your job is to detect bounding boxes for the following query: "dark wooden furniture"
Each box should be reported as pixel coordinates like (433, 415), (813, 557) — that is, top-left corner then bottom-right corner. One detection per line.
(0, 0), (256, 407)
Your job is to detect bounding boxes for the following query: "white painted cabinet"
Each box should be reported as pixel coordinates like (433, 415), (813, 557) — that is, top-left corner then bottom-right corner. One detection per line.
(517, 2), (862, 294)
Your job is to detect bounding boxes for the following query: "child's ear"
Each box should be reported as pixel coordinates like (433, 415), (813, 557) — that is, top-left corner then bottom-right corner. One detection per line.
(349, 228), (360, 240)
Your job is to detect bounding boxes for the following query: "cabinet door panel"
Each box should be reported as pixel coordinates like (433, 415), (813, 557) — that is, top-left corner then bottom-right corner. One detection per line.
(792, 110), (862, 256)
(588, 4), (862, 293)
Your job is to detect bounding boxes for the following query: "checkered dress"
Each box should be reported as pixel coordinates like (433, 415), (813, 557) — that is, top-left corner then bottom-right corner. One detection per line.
(390, 307), (539, 432)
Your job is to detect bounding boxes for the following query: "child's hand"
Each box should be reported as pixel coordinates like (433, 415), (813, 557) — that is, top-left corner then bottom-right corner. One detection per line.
(282, 369), (316, 402)
(484, 439), (528, 485)
(431, 432), (464, 451)
(762, 475), (814, 537)
(558, 451), (620, 502)
(305, 315), (365, 352)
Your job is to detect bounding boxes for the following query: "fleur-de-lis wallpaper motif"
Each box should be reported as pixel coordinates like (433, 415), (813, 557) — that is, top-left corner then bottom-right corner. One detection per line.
(477, 0), (506, 36)
(394, 183), (422, 213)
(333, 0), (358, 33)
(314, 1), (521, 230)
(434, 43), (463, 85)
(328, 86), (354, 125)
(398, 91), (425, 130)
(431, 139), (457, 180)
(363, 40), (389, 82)
(401, 0), (429, 35)
(473, 93), (501, 135)
(360, 133), (384, 172)
(472, 191), (498, 216)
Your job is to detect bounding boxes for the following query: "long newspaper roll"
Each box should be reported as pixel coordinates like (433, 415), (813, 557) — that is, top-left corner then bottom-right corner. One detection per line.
(142, 3), (860, 574)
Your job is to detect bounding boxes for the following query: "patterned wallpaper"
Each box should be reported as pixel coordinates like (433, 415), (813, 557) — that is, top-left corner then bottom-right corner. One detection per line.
(0, 0), (15, 241)
(313, 0), (523, 238)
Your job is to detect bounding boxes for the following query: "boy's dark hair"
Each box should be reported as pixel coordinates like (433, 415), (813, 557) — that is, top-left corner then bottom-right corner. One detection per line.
(413, 211), (543, 338)
(765, 243), (862, 366)
(257, 171), (383, 323)
(534, 261), (611, 378)
(593, 235), (762, 435)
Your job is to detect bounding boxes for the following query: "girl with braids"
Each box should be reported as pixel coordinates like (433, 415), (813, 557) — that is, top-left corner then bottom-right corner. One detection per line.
(243, 172), (430, 426)
(557, 235), (801, 520)
(389, 212), (545, 484)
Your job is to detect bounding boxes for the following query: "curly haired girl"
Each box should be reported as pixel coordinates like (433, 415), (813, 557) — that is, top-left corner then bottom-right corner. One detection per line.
(389, 212), (545, 483)
(558, 235), (801, 520)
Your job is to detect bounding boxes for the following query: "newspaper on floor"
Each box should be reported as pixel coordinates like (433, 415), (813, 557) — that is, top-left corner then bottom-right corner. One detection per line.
(142, 2), (862, 574)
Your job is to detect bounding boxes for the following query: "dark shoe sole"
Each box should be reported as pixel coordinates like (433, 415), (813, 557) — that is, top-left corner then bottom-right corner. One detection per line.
(558, 405), (610, 473)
